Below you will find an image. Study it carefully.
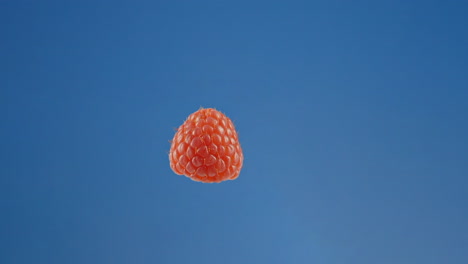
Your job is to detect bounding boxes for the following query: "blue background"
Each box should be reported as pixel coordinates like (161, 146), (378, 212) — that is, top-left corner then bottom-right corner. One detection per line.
(1, 1), (468, 263)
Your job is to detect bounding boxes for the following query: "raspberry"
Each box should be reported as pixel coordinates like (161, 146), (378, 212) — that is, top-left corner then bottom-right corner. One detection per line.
(169, 108), (244, 183)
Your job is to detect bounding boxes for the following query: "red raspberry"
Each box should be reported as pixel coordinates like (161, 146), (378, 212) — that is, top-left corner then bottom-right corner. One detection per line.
(169, 108), (244, 183)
